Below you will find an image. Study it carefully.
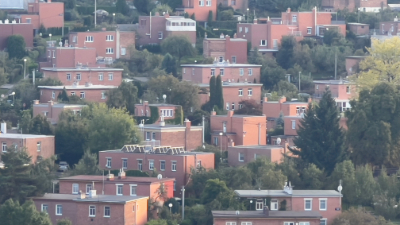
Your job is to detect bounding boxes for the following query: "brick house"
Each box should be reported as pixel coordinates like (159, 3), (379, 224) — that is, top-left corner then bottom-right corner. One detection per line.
(378, 18), (400, 35)
(39, 46), (98, 69)
(347, 23), (370, 35)
(313, 80), (356, 112)
(217, 0), (248, 12)
(38, 84), (118, 103)
(321, 0), (386, 12)
(20, 0), (64, 31)
(32, 193), (148, 225)
(32, 100), (86, 124)
(345, 56), (366, 75)
(203, 34), (248, 64)
(0, 125), (55, 164)
(68, 29), (136, 60)
(58, 174), (175, 200)
(135, 102), (181, 124)
(182, 61), (262, 84)
(210, 111), (267, 151)
(178, 0), (217, 21)
(136, 13), (196, 46)
(42, 67), (123, 86)
(99, 145), (215, 196)
(137, 119), (202, 151)
(227, 145), (287, 166)
(234, 183), (343, 225)
(0, 20), (34, 50)
(237, 8), (346, 56)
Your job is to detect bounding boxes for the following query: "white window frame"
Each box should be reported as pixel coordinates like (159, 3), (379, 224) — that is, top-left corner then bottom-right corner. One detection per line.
(52, 50), (55, 58)
(66, 73), (71, 80)
(89, 205), (96, 217)
(86, 184), (92, 194)
(106, 157), (112, 168)
(220, 68), (224, 76)
(149, 160), (154, 170)
(226, 103), (229, 110)
(106, 48), (114, 54)
(80, 92), (85, 99)
(232, 103), (235, 110)
(99, 73), (104, 81)
(26, 18), (31, 23)
(248, 69), (253, 76)
(226, 222), (237, 225)
(346, 86), (351, 93)
(248, 88), (253, 96)
(239, 27), (243, 33)
(76, 73), (81, 80)
(121, 47), (126, 56)
(214, 136), (219, 145)
(106, 35), (114, 41)
(239, 68), (244, 76)
(72, 183), (79, 194)
(307, 27), (312, 34)
(304, 198), (312, 211)
(232, 56), (237, 64)
(245, 27), (248, 33)
(255, 200), (263, 210)
(2, 142), (6, 152)
(130, 184), (137, 196)
(291, 120), (296, 130)
(56, 204), (62, 215)
(320, 219), (327, 225)
(108, 73), (114, 80)
(239, 153), (244, 162)
(241, 222), (252, 225)
(137, 159), (143, 171)
(284, 223), (294, 225)
(86, 36), (94, 42)
(42, 204), (48, 213)
(160, 160), (166, 171)
(211, 68), (215, 76)
(292, 15), (297, 22)
(116, 184), (123, 195)
(101, 92), (106, 99)
(171, 161), (177, 171)
(299, 222), (310, 225)
(199, 0), (204, 6)
(238, 89), (243, 96)
(319, 198), (327, 211)
(206, 0), (211, 6)
(271, 199), (279, 210)
(37, 141), (41, 151)
(158, 31), (163, 39)
(122, 158), (128, 169)
(104, 206), (111, 217)
(52, 91), (55, 99)
(260, 40), (267, 46)
(71, 91), (75, 96)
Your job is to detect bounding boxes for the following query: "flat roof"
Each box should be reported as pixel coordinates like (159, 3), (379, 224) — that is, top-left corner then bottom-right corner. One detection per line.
(229, 145), (284, 149)
(235, 190), (342, 198)
(135, 103), (180, 107)
(0, 133), (54, 139)
(212, 210), (322, 218)
(38, 85), (118, 90)
(181, 64), (262, 68)
(139, 124), (202, 130)
(198, 83), (263, 88)
(166, 17), (195, 22)
(313, 80), (351, 85)
(59, 175), (174, 183)
(211, 114), (265, 118)
(47, 47), (96, 50)
(41, 67), (123, 72)
(33, 103), (86, 108)
(100, 150), (214, 156)
(205, 38), (247, 42)
(32, 193), (148, 203)
(348, 22), (369, 25)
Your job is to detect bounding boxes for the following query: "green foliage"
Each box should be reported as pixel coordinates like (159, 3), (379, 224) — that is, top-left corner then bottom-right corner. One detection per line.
(116, 0), (129, 15)
(260, 59), (287, 90)
(146, 220), (168, 225)
(58, 87), (69, 102)
(64, 0), (75, 9)
(208, 10), (213, 22)
(173, 106), (184, 125)
(332, 208), (393, 225)
(149, 106), (160, 123)
(0, 199), (52, 225)
(106, 81), (139, 114)
(110, 170), (150, 177)
(151, 4), (172, 15)
(290, 88), (345, 175)
(323, 30), (343, 45)
(70, 149), (101, 175)
(234, 100), (262, 115)
(301, 164), (325, 189)
(75, 6), (117, 15)
(134, 0), (154, 14)
(215, 75), (224, 110)
(7, 35), (26, 59)
(30, 114), (52, 135)
(161, 36), (196, 62)
(129, 49), (163, 75)
(57, 218), (73, 225)
(276, 36), (297, 70)
(195, 145), (226, 168)
(273, 81), (298, 100)
(279, 199), (287, 211)
(161, 53), (177, 77)
(208, 76), (216, 109)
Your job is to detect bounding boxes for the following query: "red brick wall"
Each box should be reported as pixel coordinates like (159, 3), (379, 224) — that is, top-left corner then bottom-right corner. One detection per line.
(237, 23), (268, 50)
(182, 66), (261, 84)
(125, 198), (148, 225)
(225, 37), (248, 63)
(134, 104), (178, 122)
(223, 85), (262, 109)
(38, 2), (64, 29)
(39, 88), (115, 103)
(359, 0), (386, 7)
(119, 31), (136, 59)
(0, 23), (34, 50)
(33, 199), (77, 225)
(75, 202), (125, 225)
(184, 0), (217, 21)
(314, 84), (355, 101)
(348, 24), (369, 35)
(42, 70), (122, 86)
(21, 15), (40, 31)
(284, 117), (301, 136)
(136, 16), (166, 46)
(43, 47), (98, 69)
(227, 146), (284, 166)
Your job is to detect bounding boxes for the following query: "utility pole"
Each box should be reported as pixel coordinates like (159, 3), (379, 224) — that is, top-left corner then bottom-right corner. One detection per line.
(334, 49), (337, 80)
(32, 69), (35, 85)
(298, 71), (301, 92)
(181, 186), (185, 220)
(202, 115), (205, 148)
(94, 0), (97, 27)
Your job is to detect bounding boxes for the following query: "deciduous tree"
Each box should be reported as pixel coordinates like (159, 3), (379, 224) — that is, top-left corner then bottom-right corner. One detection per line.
(234, 99), (262, 115)
(0, 199), (52, 225)
(7, 35), (26, 59)
(161, 36), (196, 63)
(106, 81), (139, 114)
(332, 208), (393, 225)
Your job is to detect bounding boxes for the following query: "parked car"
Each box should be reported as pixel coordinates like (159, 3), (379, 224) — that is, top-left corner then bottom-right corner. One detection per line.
(58, 161), (69, 172)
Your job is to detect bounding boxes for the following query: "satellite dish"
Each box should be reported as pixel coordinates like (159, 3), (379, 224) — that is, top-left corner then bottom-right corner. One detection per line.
(157, 174), (163, 179)
(276, 137), (281, 145)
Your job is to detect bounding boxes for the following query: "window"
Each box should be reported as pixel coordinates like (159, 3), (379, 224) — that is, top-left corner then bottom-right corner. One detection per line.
(121, 48), (126, 55)
(104, 206), (110, 217)
(220, 68), (224, 76)
(149, 160), (154, 170)
(240, 68), (244, 76)
(319, 198), (327, 210)
(72, 183), (79, 194)
(239, 104), (243, 109)
(52, 50), (55, 58)
(219, 56), (224, 62)
(197, 160), (202, 168)
(172, 161), (177, 171)
(241, 223), (252, 225)
(106, 35), (114, 41)
(346, 86), (351, 93)
(226, 223), (236, 225)
(85, 36), (94, 42)
(56, 205), (62, 215)
(106, 158), (112, 168)
(226, 102), (229, 110)
(2, 143), (6, 152)
(89, 205), (96, 217)
(292, 15), (297, 22)
(160, 161), (165, 171)
(245, 27), (248, 33)
(248, 69), (253, 76)
(305, 199), (312, 210)
(26, 18), (31, 23)
(199, 0), (204, 6)
(48, 50), (51, 58)
(211, 68), (215, 76)
(291, 120), (296, 129)
(232, 0), (236, 5)
(66, 74), (71, 80)
(122, 158), (127, 169)
(238, 89), (243, 96)
(71, 92), (75, 96)
(320, 219), (327, 225)
(192, 68), (195, 75)
(101, 92), (106, 99)
(248, 88), (253, 96)
(99, 73), (104, 81)
(299, 223), (310, 225)
(271, 199), (278, 210)
(52, 91), (55, 99)
(145, 132), (150, 141)
(232, 56), (237, 64)
(256, 200), (263, 210)
(284, 223), (294, 225)
(37, 141), (41, 151)
(273, 39), (278, 48)
(72, 36), (77, 43)
(161, 109), (174, 117)
(206, 0), (211, 6)
(138, 159), (143, 171)
(214, 136), (219, 145)
(231, 103), (235, 110)
(316, 85), (319, 90)
(239, 27), (243, 32)
(80, 92), (85, 99)
(260, 40), (267, 46)
(76, 74), (81, 80)
(223, 122), (227, 133)
(116, 184), (123, 195)
(42, 204), (48, 213)
(307, 27), (312, 34)
(130, 184), (137, 196)
(108, 73), (113, 80)
(239, 153), (244, 161)
(158, 31), (163, 39)
(106, 48), (114, 54)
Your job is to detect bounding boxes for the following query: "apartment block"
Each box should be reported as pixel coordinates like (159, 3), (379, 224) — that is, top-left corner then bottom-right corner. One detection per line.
(228, 145), (287, 166)
(138, 119), (202, 151)
(42, 67), (123, 86)
(38, 84), (118, 103)
(136, 13), (196, 46)
(68, 29), (136, 60)
(58, 175), (175, 200)
(32, 100), (86, 124)
(99, 145), (215, 196)
(182, 61), (261, 84)
(135, 101), (181, 124)
(39, 46), (98, 69)
(345, 56), (366, 75)
(178, 0), (217, 21)
(0, 20), (34, 50)
(321, 0), (386, 11)
(0, 124), (55, 164)
(233, 183), (343, 225)
(347, 23), (370, 35)
(20, 0), (64, 30)
(32, 193), (148, 225)
(210, 111), (266, 151)
(313, 80), (356, 112)
(203, 34), (248, 64)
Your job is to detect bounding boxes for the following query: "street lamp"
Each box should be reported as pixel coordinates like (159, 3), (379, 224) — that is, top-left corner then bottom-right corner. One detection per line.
(250, 200), (253, 210)
(113, 13), (116, 24)
(219, 132), (223, 154)
(10, 92), (15, 105)
(168, 203), (173, 213)
(247, 8), (249, 23)
(23, 58), (27, 79)
(49, 33), (52, 42)
(162, 94), (167, 104)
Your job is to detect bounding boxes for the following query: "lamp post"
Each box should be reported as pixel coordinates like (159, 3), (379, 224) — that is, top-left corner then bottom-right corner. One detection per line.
(247, 8), (249, 23)
(298, 71), (301, 92)
(49, 33), (52, 42)
(10, 92), (15, 105)
(162, 94), (167, 104)
(168, 203), (173, 214)
(23, 58), (27, 79)
(219, 132), (223, 154)
(181, 186), (185, 220)
(250, 200), (253, 210)
(113, 13), (116, 24)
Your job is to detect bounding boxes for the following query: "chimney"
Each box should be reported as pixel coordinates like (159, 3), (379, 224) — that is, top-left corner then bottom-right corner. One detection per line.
(143, 101), (149, 106)
(225, 35), (230, 41)
(227, 110), (234, 117)
(233, 33), (237, 38)
(48, 100), (54, 106)
(279, 96), (286, 103)
(184, 118), (191, 130)
(118, 169), (126, 179)
(48, 0), (52, 2)
(263, 97), (268, 102)
(33, 100), (39, 105)
(160, 115), (165, 126)
(79, 190), (85, 199)
(229, 140), (235, 147)
(263, 206), (269, 216)
(107, 173), (115, 181)
(101, 27), (106, 31)
(1, 122), (6, 134)
(89, 189), (97, 198)
(211, 110), (217, 116)
(308, 97), (312, 103)
(287, 8), (291, 13)
(164, 12), (170, 18)
(253, 18), (257, 24)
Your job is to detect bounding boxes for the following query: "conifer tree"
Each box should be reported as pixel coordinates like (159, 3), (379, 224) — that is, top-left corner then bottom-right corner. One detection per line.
(215, 75), (224, 110)
(209, 76), (216, 108)
(161, 53), (177, 77)
(290, 88), (345, 174)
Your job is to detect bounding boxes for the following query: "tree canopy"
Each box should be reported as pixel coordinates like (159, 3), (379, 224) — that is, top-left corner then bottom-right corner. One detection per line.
(0, 199), (52, 225)
(161, 36), (196, 63)
(7, 35), (26, 59)
(106, 81), (139, 114)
